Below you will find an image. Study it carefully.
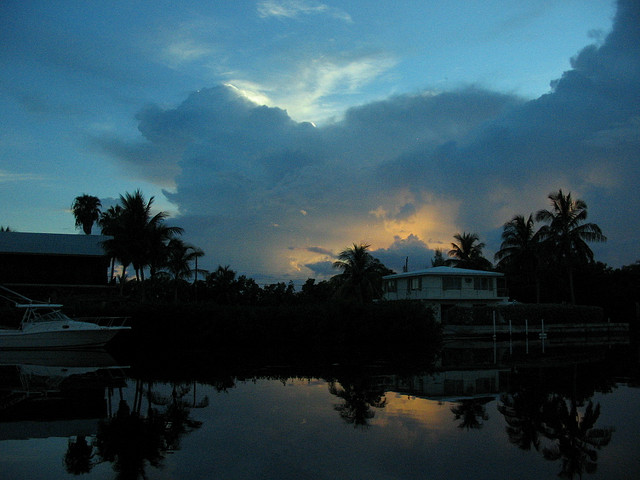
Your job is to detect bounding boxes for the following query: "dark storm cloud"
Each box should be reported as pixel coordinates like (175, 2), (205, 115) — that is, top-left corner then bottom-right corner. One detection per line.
(371, 235), (435, 273)
(375, 0), (640, 266)
(107, 0), (639, 277)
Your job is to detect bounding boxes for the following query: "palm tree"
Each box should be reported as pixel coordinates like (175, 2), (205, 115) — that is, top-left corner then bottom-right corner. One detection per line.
(446, 232), (493, 270)
(117, 190), (183, 281)
(431, 248), (446, 267)
(99, 205), (127, 284)
(207, 265), (239, 304)
(72, 194), (101, 235)
(146, 221), (185, 278)
(495, 214), (542, 302)
(535, 190), (607, 304)
(332, 243), (391, 303)
(162, 239), (205, 301)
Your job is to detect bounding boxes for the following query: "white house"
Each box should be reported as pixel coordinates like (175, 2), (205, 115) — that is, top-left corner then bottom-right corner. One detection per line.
(382, 266), (508, 322)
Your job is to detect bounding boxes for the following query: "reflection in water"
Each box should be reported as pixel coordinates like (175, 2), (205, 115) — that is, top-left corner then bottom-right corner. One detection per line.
(95, 397), (166, 479)
(0, 342), (637, 479)
(64, 435), (94, 475)
(450, 397), (491, 430)
(498, 388), (546, 451)
(0, 351), (208, 479)
(95, 381), (207, 479)
(496, 359), (617, 479)
(540, 396), (613, 479)
(328, 376), (387, 428)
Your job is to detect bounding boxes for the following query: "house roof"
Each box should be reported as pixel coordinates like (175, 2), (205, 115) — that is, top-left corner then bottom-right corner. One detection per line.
(0, 232), (110, 256)
(383, 266), (503, 280)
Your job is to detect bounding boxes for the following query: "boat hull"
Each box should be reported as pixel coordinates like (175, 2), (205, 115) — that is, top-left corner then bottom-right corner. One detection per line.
(0, 326), (129, 350)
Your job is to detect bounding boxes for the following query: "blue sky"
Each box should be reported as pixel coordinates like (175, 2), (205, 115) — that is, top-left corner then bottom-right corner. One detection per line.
(1, 0), (638, 284)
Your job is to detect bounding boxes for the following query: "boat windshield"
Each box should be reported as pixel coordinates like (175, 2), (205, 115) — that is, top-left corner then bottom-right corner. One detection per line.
(24, 308), (72, 323)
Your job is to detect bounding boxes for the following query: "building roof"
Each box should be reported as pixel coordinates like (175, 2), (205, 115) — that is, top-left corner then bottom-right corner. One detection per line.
(383, 266), (503, 280)
(0, 232), (110, 256)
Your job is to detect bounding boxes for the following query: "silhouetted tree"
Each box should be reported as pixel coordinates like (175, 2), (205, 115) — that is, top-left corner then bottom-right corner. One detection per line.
(206, 265), (238, 304)
(431, 248), (446, 267)
(99, 205), (128, 284)
(536, 190), (606, 304)
(332, 243), (392, 303)
(162, 239), (205, 301)
(105, 190), (183, 283)
(446, 232), (493, 270)
(495, 214), (542, 302)
(72, 194), (101, 235)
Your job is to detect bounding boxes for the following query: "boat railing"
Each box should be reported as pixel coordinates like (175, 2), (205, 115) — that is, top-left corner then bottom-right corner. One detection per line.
(74, 316), (131, 327)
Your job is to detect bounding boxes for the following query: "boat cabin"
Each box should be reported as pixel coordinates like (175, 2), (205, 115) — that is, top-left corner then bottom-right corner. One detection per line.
(382, 266), (508, 322)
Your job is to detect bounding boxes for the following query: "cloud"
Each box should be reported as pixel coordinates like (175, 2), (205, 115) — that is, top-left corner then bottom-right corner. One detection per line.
(371, 235), (436, 274)
(257, 0), (352, 23)
(0, 169), (45, 183)
(226, 50), (398, 122)
(105, 0), (639, 279)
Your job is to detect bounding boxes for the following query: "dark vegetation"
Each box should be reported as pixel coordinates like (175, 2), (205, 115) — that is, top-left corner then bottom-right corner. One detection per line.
(63, 290), (441, 366)
(23, 187), (638, 362)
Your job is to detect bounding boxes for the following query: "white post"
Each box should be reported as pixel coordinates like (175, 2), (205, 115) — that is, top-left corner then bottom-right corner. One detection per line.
(493, 311), (496, 341)
(509, 318), (512, 355)
(525, 318), (529, 354)
(493, 310), (497, 364)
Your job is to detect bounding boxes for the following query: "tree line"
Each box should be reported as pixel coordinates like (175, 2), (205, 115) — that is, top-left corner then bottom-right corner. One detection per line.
(69, 189), (638, 317)
(430, 189), (638, 319)
(429, 189), (608, 305)
(71, 192), (393, 304)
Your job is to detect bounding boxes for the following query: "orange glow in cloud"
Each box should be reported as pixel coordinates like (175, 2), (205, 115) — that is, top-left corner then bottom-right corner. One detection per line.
(370, 190), (462, 250)
(271, 190), (465, 278)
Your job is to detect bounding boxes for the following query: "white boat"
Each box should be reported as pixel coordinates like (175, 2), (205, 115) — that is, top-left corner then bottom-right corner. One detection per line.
(0, 286), (130, 350)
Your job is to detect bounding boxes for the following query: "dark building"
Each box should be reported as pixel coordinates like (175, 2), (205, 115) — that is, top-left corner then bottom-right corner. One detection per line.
(0, 232), (111, 287)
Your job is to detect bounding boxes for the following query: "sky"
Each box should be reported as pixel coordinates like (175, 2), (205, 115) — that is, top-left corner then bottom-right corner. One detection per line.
(1, 0), (638, 285)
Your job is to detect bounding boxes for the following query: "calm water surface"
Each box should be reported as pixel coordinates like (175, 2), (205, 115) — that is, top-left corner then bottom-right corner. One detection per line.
(1, 342), (639, 480)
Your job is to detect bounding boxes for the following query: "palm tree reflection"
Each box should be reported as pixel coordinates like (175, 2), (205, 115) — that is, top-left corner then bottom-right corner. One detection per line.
(95, 398), (165, 480)
(328, 377), (387, 428)
(95, 380), (207, 479)
(497, 380), (614, 479)
(64, 435), (94, 475)
(498, 388), (546, 451)
(450, 397), (491, 430)
(541, 396), (613, 479)
(148, 383), (208, 452)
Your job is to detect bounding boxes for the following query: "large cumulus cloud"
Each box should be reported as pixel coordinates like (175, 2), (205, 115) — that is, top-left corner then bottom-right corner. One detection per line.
(99, 0), (639, 281)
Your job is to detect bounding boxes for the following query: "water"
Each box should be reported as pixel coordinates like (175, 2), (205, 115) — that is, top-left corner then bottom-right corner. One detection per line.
(1, 342), (639, 480)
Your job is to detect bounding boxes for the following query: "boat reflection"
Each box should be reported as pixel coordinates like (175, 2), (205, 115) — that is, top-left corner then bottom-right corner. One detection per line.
(0, 350), (208, 478)
(0, 349), (129, 437)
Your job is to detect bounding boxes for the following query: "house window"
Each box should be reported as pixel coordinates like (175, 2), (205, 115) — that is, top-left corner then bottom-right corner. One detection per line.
(386, 279), (397, 293)
(442, 276), (462, 290)
(473, 277), (493, 290)
(410, 277), (422, 291)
